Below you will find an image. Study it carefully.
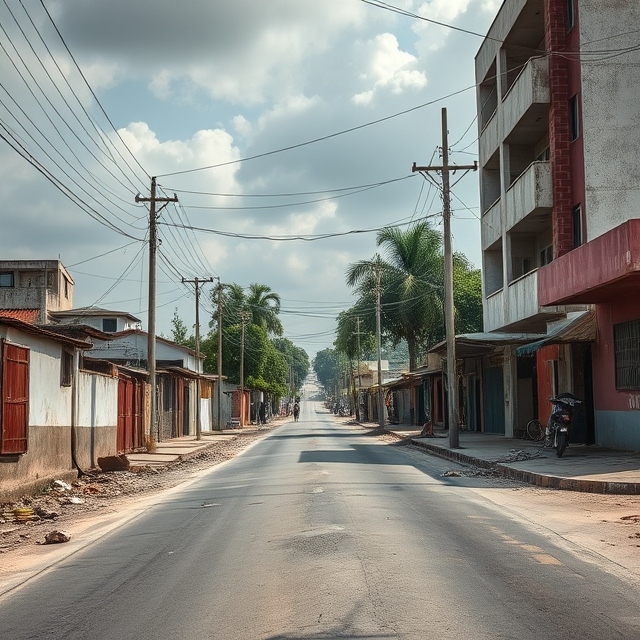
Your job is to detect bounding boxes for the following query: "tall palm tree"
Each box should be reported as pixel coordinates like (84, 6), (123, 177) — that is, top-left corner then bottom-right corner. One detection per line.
(210, 283), (282, 336)
(245, 283), (283, 336)
(346, 222), (444, 371)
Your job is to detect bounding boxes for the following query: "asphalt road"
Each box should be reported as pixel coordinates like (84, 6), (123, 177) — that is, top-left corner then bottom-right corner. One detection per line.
(1, 397), (640, 639)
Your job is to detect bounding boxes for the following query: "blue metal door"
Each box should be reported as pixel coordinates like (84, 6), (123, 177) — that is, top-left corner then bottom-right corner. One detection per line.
(483, 367), (505, 434)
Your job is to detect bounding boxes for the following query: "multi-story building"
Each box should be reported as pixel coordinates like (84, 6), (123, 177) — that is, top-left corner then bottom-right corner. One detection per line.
(475, 0), (640, 449)
(0, 259), (74, 323)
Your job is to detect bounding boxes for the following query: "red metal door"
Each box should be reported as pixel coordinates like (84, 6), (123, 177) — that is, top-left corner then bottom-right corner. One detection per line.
(117, 376), (134, 453)
(1, 343), (29, 454)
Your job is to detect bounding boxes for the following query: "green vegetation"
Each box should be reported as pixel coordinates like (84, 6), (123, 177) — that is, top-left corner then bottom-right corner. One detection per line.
(170, 282), (309, 400)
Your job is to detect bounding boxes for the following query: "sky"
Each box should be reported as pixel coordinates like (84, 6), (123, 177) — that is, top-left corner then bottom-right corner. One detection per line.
(0, 0), (502, 361)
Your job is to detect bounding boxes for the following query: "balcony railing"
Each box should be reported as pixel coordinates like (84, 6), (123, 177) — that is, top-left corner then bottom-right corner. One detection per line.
(505, 161), (552, 232)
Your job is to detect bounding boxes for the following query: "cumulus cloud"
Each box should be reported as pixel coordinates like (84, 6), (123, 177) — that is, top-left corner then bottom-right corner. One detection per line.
(1, 0), (500, 356)
(352, 33), (427, 105)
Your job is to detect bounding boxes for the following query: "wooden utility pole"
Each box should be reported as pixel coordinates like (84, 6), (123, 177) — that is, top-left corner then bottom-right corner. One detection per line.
(182, 277), (213, 440)
(216, 278), (223, 431)
(412, 108), (477, 448)
(356, 316), (362, 421)
(374, 258), (385, 428)
(239, 310), (249, 426)
(135, 177), (177, 444)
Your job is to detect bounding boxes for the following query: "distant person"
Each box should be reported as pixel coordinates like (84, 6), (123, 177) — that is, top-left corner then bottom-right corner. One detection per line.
(259, 401), (267, 425)
(293, 402), (300, 422)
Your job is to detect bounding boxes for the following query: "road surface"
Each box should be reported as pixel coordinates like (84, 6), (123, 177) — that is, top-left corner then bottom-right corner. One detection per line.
(1, 396), (639, 639)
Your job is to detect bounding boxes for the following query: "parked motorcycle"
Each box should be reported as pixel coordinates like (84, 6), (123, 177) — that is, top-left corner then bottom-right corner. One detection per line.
(546, 392), (582, 457)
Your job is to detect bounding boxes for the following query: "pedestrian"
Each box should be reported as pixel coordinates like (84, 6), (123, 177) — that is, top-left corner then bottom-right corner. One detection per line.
(259, 401), (267, 425)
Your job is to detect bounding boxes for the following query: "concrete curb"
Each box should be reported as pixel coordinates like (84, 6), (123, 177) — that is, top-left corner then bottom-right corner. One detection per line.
(407, 437), (640, 495)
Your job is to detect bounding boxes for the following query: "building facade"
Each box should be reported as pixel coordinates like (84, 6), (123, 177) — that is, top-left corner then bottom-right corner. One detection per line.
(476, 0), (640, 448)
(0, 260), (74, 324)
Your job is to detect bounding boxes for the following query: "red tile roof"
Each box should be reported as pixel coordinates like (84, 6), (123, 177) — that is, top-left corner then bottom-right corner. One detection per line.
(0, 309), (40, 323)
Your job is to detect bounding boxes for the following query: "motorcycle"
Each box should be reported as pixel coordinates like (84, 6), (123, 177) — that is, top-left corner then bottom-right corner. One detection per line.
(546, 392), (582, 457)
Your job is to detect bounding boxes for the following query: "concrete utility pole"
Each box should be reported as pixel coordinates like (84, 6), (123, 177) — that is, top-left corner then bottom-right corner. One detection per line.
(136, 177), (177, 445)
(182, 277), (213, 440)
(216, 278), (223, 431)
(412, 108), (477, 448)
(374, 258), (385, 428)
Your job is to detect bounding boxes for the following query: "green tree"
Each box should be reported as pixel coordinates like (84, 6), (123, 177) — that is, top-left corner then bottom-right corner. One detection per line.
(245, 283), (283, 336)
(272, 337), (310, 391)
(334, 308), (377, 361)
(345, 222), (482, 370)
(170, 308), (195, 348)
(346, 223), (444, 371)
(314, 348), (339, 391)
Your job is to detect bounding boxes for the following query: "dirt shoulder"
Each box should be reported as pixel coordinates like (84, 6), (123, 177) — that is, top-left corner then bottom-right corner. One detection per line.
(0, 425), (278, 578)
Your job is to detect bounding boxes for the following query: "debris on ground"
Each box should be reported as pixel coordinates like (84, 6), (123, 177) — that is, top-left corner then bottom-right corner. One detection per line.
(0, 427), (278, 556)
(41, 530), (71, 544)
(494, 448), (543, 463)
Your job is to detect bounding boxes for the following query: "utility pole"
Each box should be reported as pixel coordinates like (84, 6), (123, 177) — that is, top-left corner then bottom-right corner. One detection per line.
(216, 278), (223, 431)
(135, 177), (177, 445)
(182, 276), (213, 440)
(239, 310), (249, 426)
(374, 257), (385, 428)
(412, 107), (477, 448)
(355, 316), (362, 421)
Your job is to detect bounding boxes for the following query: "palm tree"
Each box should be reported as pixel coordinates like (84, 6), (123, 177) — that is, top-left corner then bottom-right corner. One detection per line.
(209, 282), (283, 337)
(245, 283), (283, 336)
(346, 222), (444, 371)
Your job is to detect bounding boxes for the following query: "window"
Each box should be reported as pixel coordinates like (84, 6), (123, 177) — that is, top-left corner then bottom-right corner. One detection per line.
(0, 272), (14, 288)
(566, 0), (575, 31)
(569, 95), (580, 141)
(540, 245), (553, 266)
(536, 147), (550, 162)
(572, 205), (583, 247)
(614, 319), (640, 389)
(61, 350), (73, 387)
(1, 342), (29, 455)
(102, 318), (117, 332)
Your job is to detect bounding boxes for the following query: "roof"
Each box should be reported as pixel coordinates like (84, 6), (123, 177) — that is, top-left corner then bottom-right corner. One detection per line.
(0, 315), (92, 349)
(49, 306), (141, 323)
(516, 311), (596, 357)
(102, 328), (201, 358)
(0, 309), (40, 323)
(41, 323), (114, 341)
(429, 332), (545, 359)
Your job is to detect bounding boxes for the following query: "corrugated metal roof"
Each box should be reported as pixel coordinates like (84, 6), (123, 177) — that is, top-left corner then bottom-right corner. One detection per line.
(516, 311), (596, 357)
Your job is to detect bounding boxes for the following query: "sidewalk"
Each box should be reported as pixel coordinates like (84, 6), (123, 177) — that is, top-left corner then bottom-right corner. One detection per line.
(382, 424), (640, 495)
(126, 428), (263, 469)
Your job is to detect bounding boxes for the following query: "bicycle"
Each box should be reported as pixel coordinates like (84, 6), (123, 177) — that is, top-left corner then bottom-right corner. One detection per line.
(526, 418), (545, 441)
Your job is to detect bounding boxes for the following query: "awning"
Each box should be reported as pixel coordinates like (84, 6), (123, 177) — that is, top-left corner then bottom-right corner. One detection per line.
(428, 331), (545, 359)
(516, 311), (596, 357)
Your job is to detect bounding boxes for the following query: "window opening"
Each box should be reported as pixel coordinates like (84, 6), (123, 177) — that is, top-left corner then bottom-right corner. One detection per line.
(614, 320), (640, 389)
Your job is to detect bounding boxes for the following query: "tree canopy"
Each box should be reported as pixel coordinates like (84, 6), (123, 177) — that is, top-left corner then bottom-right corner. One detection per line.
(343, 222), (483, 370)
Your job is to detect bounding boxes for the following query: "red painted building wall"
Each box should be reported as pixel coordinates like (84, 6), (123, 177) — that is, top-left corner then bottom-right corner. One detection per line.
(536, 344), (559, 426)
(592, 300), (640, 412)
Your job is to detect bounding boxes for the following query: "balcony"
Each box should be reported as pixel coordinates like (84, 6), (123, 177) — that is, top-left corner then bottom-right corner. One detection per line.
(539, 220), (640, 305)
(505, 161), (552, 233)
(502, 56), (549, 144)
(484, 270), (566, 333)
(482, 198), (502, 250)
